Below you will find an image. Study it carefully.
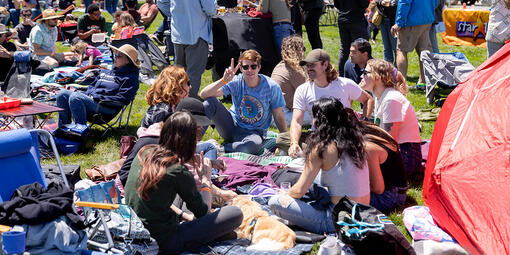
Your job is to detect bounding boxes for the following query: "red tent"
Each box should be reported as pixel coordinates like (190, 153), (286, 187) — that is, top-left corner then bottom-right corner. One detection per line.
(423, 43), (510, 255)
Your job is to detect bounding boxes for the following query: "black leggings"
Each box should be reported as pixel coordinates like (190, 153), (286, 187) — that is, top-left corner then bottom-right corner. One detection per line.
(159, 206), (243, 254)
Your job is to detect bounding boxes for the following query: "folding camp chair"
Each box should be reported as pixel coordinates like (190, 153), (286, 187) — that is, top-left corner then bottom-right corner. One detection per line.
(75, 181), (158, 254)
(319, 4), (338, 27)
(87, 100), (135, 137)
(0, 128), (68, 203)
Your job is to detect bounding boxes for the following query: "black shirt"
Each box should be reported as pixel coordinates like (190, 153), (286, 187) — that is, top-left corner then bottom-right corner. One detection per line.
(373, 141), (408, 189)
(15, 23), (34, 44)
(0, 41), (16, 82)
(334, 0), (370, 24)
(77, 15), (106, 44)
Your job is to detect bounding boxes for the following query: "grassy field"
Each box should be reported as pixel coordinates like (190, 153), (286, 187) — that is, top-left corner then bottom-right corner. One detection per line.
(48, 8), (487, 251)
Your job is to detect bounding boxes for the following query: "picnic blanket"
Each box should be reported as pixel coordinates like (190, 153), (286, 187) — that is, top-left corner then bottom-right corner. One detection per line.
(222, 152), (293, 166)
(216, 157), (283, 190)
(181, 238), (314, 255)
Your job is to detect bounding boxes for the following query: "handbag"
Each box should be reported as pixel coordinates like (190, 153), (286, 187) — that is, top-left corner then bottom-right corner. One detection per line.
(371, 8), (383, 26)
(332, 196), (416, 255)
(120, 135), (137, 159)
(85, 158), (125, 181)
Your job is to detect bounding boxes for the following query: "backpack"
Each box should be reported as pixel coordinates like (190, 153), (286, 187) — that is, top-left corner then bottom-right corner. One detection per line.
(332, 196), (416, 255)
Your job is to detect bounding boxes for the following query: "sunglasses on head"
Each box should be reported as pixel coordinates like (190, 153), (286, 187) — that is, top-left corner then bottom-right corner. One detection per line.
(241, 64), (258, 70)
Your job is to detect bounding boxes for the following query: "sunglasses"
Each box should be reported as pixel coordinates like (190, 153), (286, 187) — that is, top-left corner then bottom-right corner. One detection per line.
(361, 69), (371, 76)
(241, 64), (258, 70)
(187, 81), (191, 87)
(22, 13), (32, 17)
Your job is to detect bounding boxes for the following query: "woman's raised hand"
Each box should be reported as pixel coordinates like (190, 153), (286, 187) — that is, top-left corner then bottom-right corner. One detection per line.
(222, 58), (240, 84)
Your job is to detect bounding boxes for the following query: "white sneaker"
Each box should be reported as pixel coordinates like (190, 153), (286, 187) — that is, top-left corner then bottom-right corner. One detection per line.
(317, 236), (342, 255)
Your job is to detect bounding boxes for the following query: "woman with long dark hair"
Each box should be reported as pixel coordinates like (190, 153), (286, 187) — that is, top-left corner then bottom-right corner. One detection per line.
(268, 97), (370, 234)
(125, 112), (243, 254)
(360, 121), (409, 212)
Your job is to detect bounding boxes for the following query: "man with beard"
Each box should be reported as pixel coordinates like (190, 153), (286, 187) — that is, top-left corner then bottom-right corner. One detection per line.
(28, 9), (64, 65)
(276, 49), (374, 157)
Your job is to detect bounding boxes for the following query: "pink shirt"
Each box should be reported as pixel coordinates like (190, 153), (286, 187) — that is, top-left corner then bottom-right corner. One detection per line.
(86, 45), (102, 58)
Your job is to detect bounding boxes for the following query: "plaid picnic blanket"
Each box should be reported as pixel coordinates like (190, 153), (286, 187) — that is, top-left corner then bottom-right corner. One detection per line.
(181, 238), (314, 255)
(222, 152), (293, 166)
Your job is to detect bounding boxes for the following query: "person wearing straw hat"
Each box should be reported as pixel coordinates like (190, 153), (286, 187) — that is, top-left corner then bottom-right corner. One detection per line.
(56, 44), (140, 128)
(28, 9), (63, 66)
(0, 24), (15, 81)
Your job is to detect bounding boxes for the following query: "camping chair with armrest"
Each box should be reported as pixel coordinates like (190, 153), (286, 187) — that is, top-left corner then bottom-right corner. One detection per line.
(74, 201), (125, 254)
(0, 128), (68, 203)
(87, 99), (134, 137)
(74, 181), (158, 254)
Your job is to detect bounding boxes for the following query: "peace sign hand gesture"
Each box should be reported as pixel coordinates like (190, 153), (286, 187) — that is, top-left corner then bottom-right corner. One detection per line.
(222, 58), (240, 84)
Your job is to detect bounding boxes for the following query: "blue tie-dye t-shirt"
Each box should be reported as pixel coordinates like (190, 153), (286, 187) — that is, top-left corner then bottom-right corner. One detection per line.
(221, 74), (285, 133)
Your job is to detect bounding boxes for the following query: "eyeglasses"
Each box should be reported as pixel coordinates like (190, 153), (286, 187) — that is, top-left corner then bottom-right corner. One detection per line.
(305, 61), (322, 68)
(241, 64), (258, 70)
(361, 69), (371, 77)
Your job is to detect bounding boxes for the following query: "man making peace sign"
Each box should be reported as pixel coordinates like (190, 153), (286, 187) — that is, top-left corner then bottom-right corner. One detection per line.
(200, 50), (287, 154)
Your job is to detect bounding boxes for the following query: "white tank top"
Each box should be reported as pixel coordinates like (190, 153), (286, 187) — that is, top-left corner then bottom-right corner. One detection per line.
(319, 154), (370, 198)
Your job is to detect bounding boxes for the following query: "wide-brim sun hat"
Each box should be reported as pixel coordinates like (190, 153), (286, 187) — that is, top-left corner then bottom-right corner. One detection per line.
(0, 24), (12, 37)
(108, 44), (141, 68)
(38, 9), (63, 22)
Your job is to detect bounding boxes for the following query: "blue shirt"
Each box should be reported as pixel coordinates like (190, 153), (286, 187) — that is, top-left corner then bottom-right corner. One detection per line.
(343, 59), (363, 84)
(395, 0), (436, 28)
(170, 0), (216, 45)
(29, 23), (58, 59)
(222, 74), (285, 133)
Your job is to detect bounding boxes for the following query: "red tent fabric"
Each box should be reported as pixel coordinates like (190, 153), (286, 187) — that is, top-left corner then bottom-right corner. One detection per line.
(423, 43), (510, 255)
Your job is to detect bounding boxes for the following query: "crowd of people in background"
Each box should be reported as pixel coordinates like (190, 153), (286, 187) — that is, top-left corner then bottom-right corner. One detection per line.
(0, 0), (508, 253)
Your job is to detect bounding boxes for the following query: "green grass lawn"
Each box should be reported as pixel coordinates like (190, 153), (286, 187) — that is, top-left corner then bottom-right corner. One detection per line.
(47, 8), (487, 251)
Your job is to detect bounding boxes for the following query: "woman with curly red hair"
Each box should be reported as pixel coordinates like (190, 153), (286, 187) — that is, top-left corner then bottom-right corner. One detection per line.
(141, 65), (191, 128)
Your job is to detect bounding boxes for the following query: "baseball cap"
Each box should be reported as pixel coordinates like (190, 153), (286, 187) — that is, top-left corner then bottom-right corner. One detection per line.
(299, 49), (330, 66)
(175, 98), (211, 126)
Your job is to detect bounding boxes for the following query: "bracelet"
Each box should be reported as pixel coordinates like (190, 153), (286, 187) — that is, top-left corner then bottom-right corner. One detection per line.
(201, 187), (212, 194)
(220, 78), (227, 85)
(290, 142), (299, 146)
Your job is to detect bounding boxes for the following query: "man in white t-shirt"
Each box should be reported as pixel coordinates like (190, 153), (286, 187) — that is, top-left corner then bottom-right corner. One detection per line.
(277, 49), (374, 158)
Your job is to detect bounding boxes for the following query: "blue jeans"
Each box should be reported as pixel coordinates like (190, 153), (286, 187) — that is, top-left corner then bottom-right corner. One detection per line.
(196, 141), (219, 175)
(83, 0), (93, 11)
(399, 142), (423, 179)
(273, 22), (294, 59)
(429, 23), (439, 53)
(203, 97), (264, 154)
(487, 41), (504, 58)
(56, 90), (117, 127)
(380, 17), (397, 64)
(370, 186), (408, 212)
(105, 0), (119, 15)
(268, 195), (336, 234)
